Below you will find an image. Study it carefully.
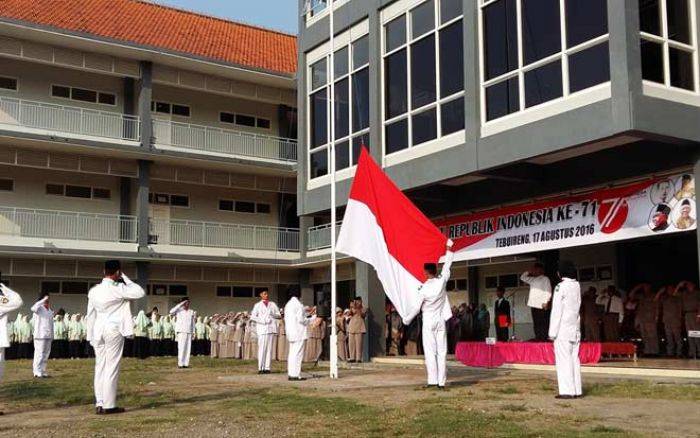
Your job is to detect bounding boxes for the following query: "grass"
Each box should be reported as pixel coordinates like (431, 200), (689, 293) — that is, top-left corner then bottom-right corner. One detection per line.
(584, 380), (700, 401)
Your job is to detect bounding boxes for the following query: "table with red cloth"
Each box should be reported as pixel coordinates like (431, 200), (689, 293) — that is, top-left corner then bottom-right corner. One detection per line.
(455, 341), (603, 368)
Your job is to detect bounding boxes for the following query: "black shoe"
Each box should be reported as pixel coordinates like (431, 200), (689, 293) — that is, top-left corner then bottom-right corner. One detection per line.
(95, 406), (104, 415)
(437, 385), (446, 390)
(555, 395), (575, 399)
(258, 370), (264, 374)
(288, 376), (306, 381)
(574, 394), (584, 399)
(263, 370), (271, 374)
(103, 407), (125, 415)
(423, 384), (437, 389)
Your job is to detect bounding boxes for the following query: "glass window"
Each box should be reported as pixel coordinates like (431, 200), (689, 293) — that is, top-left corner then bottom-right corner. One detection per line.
(412, 108), (437, 145)
(0, 178), (13, 191)
(98, 93), (116, 106)
(235, 201), (256, 213)
(521, 0), (561, 65)
(41, 281), (60, 294)
(641, 39), (664, 83)
(232, 286), (254, 297)
(311, 58), (327, 90)
(65, 185), (92, 198)
(352, 134), (368, 164)
(62, 281), (88, 295)
(334, 78), (350, 140)
(386, 15), (407, 52)
(92, 188), (111, 200)
(0, 77), (17, 91)
(385, 119), (408, 154)
(440, 21), (464, 97)
(385, 49), (408, 118)
(486, 77), (519, 121)
(310, 149), (328, 178)
(256, 203), (271, 214)
(352, 68), (370, 132)
(353, 36), (369, 68)
(441, 97), (464, 135)
(219, 200), (234, 211)
(524, 60), (563, 108)
(440, 0), (462, 23)
(411, 34), (437, 109)
(216, 286), (232, 297)
(483, 0), (518, 80)
(51, 85), (70, 98)
(71, 88), (97, 103)
(666, 0), (690, 43)
(220, 112), (235, 124)
(256, 118), (271, 129)
(170, 195), (189, 207)
(155, 102), (171, 114)
(311, 89), (328, 148)
(334, 46), (349, 79)
(639, 0), (661, 35)
(172, 104), (190, 117)
(335, 140), (350, 170)
(236, 114), (256, 127)
(169, 285), (187, 296)
(669, 47), (694, 90)
(411, 0), (435, 38)
(565, 0), (608, 47)
(568, 43), (610, 93)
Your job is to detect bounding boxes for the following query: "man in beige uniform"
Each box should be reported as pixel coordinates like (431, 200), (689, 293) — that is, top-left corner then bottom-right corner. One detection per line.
(347, 297), (366, 363)
(680, 281), (700, 359)
(658, 285), (683, 357)
(634, 284), (659, 356)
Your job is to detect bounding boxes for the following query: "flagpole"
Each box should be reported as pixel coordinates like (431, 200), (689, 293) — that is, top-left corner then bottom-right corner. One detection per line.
(328, 0), (339, 380)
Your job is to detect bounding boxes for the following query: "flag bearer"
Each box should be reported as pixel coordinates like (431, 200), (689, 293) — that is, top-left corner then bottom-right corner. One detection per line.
(250, 288), (281, 374)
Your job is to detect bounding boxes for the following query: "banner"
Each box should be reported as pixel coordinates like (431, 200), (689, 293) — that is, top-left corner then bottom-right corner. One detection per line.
(436, 173), (696, 261)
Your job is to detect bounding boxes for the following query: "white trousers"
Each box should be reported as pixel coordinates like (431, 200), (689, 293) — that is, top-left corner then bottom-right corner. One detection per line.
(93, 328), (125, 409)
(553, 337), (582, 396)
(422, 318), (447, 386)
(177, 332), (192, 367)
(287, 340), (305, 378)
(33, 338), (52, 377)
(258, 333), (274, 371)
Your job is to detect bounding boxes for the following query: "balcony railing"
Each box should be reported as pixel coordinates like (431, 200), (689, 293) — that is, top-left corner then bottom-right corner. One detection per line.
(307, 222), (341, 251)
(0, 96), (140, 141)
(0, 207), (138, 243)
(149, 219), (299, 252)
(152, 119), (297, 163)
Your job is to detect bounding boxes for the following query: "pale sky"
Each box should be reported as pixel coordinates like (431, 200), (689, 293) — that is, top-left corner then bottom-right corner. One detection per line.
(154, 0), (299, 35)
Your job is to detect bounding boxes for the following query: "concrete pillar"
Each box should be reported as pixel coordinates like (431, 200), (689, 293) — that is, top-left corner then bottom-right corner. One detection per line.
(299, 268), (314, 305)
(608, 0), (641, 131)
(298, 215), (314, 258)
(134, 261), (149, 312)
(137, 160), (151, 250)
(137, 61), (153, 148)
(355, 261), (385, 360)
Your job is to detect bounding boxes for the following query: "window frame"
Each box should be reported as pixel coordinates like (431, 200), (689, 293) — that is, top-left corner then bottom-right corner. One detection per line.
(306, 20), (370, 188)
(218, 198), (271, 214)
(0, 75), (19, 92)
(45, 182), (112, 201)
(0, 178), (14, 192)
(380, 0), (466, 165)
(148, 192), (190, 208)
(50, 84), (117, 107)
(640, 0), (700, 104)
(151, 100), (191, 118)
(477, 0), (613, 136)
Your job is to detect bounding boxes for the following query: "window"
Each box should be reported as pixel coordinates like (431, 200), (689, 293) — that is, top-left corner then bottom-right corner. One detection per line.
(308, 28), (370, 181)
(233, 286), (254, 297)
(219, 199), (234, 211)
(46, 183), (110, 200)
(41, 281), (61, 294)
(216, 286), (232, 297)
(169, 284), (188, 296)
(256, 203), (271, 214)
(148, 192), (189, 207)
(218, 285), (266, 298)
(256, 118), (271, 129)
(220, 112), (271, 129)
(152, 101), (190, 117)
(65, 185), (93, 199)
(485, 273), (523, 289)
(51, 85), (116, 106)
(92, 188), (112, 200)
(41, 280), (90, 295)
(46, 183), (64, 195)
(235, 201), (256, 213)
(640, 0), (697, 92)
(0, 178), (13, 191)
(383, 0), (465, 156)
(220, 112), (235, 124)
(480, 0), (610, 122)
(0, 76), (17, 91)
(235, 114), (256, 127)
(219, 199), (269, 214)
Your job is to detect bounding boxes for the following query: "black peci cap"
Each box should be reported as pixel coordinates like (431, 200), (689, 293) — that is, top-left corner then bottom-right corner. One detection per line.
(105, 260), (121, 271)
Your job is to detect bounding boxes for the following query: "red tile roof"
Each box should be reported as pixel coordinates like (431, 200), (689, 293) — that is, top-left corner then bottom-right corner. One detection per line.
(0, 0), (297, 76)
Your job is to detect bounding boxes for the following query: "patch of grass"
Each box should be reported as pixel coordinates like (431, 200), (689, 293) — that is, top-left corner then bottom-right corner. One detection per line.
(501, 403), (528, 412)
(493, 384), (520, 395)
(584, 380), (700, 401)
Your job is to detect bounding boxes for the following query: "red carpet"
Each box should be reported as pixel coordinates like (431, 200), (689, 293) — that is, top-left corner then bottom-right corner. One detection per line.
(455, 341), (604, 368)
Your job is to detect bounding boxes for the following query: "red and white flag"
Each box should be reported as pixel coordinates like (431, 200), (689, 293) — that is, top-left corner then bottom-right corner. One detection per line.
(336, 148), (447, 320)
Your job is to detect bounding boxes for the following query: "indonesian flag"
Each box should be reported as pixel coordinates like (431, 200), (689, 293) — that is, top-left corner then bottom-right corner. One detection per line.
(336, 148), (447, 320)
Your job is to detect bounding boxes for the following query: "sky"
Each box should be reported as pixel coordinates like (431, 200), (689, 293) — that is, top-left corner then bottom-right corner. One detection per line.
(154, 0), (299, 35)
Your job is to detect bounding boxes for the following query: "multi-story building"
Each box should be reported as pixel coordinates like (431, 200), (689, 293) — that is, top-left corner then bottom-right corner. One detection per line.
(0, 0), (308, 316)
(298, 0), (700, 355)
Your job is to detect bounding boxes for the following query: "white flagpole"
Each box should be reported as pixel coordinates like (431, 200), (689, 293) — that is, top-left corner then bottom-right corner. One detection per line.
(328, 0), (339, 380)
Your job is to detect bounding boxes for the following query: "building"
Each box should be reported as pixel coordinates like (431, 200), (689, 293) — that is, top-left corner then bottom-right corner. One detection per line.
(0, 0), (311, 317)
(298, 0), (700, 355)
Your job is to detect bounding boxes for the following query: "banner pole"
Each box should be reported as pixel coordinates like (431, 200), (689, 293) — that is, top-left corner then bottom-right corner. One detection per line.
(329, 0), (339, 380)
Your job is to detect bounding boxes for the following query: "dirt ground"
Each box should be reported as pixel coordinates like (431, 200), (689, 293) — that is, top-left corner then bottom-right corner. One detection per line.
(0, 357), (699, 437)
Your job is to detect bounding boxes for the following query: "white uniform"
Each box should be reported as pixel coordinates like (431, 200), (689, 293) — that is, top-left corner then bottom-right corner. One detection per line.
(169, 302), (195, 367)
(404, 251), (454, 387)
(250, 300), (281, 372)
(283, 297), (316, 378)
(548, 277), (582, 397)
(86, 274), (145, 409)
(31, 296), (54, 377)
(0, 284), (23, 380)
